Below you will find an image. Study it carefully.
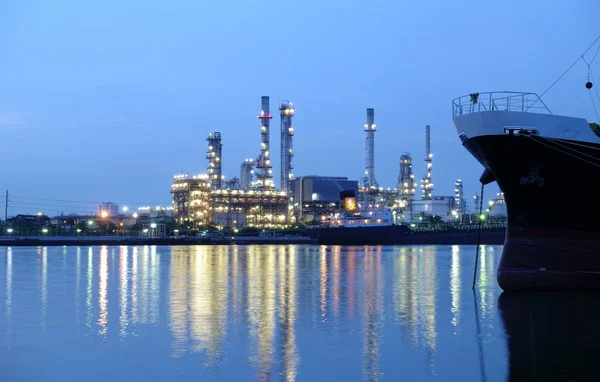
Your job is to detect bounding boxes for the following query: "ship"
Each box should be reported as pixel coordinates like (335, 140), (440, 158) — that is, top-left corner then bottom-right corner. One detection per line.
(452, 91), (600, 291)
(308, 203), (506, 245)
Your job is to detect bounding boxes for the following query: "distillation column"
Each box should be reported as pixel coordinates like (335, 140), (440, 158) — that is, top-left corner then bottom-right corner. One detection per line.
(398, 153), (416, 205)
(364, 108), (378, 189)
(280, 101), (295, 194)
(421, 125), (433, 200)
(240, 159), (254, 189)
(206, 132), (223, 190)
(455, 179), (465, 213)
(255, 96), (274, 190)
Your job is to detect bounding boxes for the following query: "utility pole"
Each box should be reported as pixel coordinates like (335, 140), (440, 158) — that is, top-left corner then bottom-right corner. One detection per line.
(4, 190), (7, 223)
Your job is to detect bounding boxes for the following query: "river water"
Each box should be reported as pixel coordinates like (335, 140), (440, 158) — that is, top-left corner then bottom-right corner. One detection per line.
(0, 245), (598, 381)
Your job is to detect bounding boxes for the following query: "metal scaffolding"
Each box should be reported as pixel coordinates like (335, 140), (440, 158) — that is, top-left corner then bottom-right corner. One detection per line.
(454, 179), (465, 213)
(398, 153), (416, 207)
(255, 96), (274, 190)
(206, 132), (223, 190)
(280, 101), (295, 194)
(421, 125), (433, 200)
(240, 159), (254, 189)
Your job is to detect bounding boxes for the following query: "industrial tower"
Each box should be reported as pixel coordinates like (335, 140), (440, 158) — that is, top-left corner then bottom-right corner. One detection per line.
(255, 96), (274, 190)
(206, 132), (223, 190)
(364, 108), (378, 189)
(240, 159), (254, 189)
(455, 179), (465, 213)
(280, 101), (295, 193)
(398, 153), (416, 202)
(421, 125), (433, 200)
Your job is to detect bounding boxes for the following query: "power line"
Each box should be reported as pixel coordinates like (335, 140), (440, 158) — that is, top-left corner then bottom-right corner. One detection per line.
(9, 195), (169, 207)
(4, 200), (99, 209)
(2, 204), (96, 214)
(527, 34), (600, 111)
(591, 42), (600, 66)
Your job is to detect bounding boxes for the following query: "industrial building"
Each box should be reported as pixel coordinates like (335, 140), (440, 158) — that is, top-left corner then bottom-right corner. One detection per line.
(98, 202), (119, 217)
(292, 176), (358, 222)
(171, 174), (211, 227)
(169, 95), (480, 230)
(486, 192), (507, 218)
(398, 153), (416, 208)
(171, 96), (294, 230)
(210, 189), (290, 229)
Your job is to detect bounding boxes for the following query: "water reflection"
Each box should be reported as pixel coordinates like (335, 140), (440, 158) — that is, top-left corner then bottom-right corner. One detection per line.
(248, 246), (277, 381)
(392, 246), (438, 366)
(450, 245), (461, 332)
(119, 246), (128, 338)
(319, 246), (327, 323)
(362, 247), (383, 381)
(278, 246), (298, 381)
(169, 246), (229, 364)
(86, 247), (93, 330)
(499, 291), (600, 381)
(40, 247), (47, 335)
(98, 246), (108, 337)
(75, 247), (81, 327)
(5, 247), (12, 336)
(1, 244), (517, 381)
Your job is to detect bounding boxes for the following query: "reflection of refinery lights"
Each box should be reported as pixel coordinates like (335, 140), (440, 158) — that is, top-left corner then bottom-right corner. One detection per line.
(75, 247), (81, 326)
(98, 246), (108, 337)
(86, 248), (93, 330)
(450, 245), (461, 332)
(278, 246), (299, 381)
(169, 247), (190, 358)
(248, 246), (276, 381)
(40, 247), (48, 334)
(332, 247), (341, 318)
(119, 246), (129, 338)
(5, 247), (12, 331)
(320, 247), (328, 322)
(362, 247), (383, 381)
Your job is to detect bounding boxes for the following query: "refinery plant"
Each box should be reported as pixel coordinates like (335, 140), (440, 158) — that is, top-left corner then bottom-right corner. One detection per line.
(170, 96), (506, 231)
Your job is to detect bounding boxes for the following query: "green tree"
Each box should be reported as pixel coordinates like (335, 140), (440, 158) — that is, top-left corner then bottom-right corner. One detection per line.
(107, 222), (117, 235)
(76, 221), (89, 235)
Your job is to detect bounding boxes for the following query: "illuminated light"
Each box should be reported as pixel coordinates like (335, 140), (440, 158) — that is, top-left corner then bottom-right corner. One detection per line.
(100, 211), (108, 218)
(150, 223), (157, 229)
(88, 220), (94, 225)
(7, 228), (13, 233)
(76, 229), (82, 233)
(37, 212), (43, 216)
(133, 213), (138, 218)
(123, 206), (129, 212)
(42, 228), (48, 234)
(479, 214), (486, 220)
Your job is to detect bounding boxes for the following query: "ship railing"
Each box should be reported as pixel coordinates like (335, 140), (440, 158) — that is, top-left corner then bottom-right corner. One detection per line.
(452, 92), (552, 118)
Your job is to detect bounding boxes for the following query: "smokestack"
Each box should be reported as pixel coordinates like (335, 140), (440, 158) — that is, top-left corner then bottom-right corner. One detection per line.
(364, 108), (378, 188)
(421, 125), (433, 200)
(256, 96), (273, 190)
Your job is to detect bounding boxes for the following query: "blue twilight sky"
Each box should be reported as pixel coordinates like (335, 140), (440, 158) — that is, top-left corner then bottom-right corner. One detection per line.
(0, 0), (599, 215)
